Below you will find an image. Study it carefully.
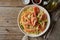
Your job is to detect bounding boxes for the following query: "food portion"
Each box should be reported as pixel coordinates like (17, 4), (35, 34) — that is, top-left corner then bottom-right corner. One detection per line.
(19, 6), (48, 34)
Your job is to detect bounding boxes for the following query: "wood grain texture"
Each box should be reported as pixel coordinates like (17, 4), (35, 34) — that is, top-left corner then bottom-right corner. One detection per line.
(0, 7), (24, 40)
(0, 0), (59, 40)
(0, 0), (25, 7)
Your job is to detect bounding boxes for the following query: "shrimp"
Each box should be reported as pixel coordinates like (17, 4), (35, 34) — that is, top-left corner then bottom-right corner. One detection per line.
(38, 21), (46, 31)
(40, 14), (47, 20)
(41, 22), (46, 31)
(33, 6), (40, 15)
(23, 16), (31, 25)
(33, 12), (36, 17)
(31, 14), (37, 26)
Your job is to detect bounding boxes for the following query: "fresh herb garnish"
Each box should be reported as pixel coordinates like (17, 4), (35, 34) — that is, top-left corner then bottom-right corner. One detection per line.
(38, 19), (42, 24)
(20, 24), (24, 30)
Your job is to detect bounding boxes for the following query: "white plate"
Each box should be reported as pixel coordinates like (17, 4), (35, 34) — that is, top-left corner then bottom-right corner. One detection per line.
(17, 5), (50, 37)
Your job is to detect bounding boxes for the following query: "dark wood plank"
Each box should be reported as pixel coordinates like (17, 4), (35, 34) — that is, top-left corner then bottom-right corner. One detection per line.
(0, 7), (20, 26)
(0, 7), (24, 40)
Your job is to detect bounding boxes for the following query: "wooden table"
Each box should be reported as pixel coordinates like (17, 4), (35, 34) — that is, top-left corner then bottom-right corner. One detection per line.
(0, 0), (60, 40)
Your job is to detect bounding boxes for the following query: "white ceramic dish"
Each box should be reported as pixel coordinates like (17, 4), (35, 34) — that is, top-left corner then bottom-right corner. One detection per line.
(22, 0), (30, 5)
(17, 5), (50, 37)
(32, 0), (42, 4)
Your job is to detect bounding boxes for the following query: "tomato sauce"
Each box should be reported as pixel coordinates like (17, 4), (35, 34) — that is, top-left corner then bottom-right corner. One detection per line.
(33, 0), (40, 3)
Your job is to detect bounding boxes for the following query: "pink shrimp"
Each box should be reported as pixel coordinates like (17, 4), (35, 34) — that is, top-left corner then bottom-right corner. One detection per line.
(31, 14), (37, 26)
(33, 6), (40, 15)
(23, 16), (31, 25)
(40, 22), (46, 31)
(42, 22), (46, 31)
(40, 14), (47, 21)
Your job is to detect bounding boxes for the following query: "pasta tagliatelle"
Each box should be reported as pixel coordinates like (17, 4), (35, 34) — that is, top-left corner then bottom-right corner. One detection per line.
(19, 6), (48, 34)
